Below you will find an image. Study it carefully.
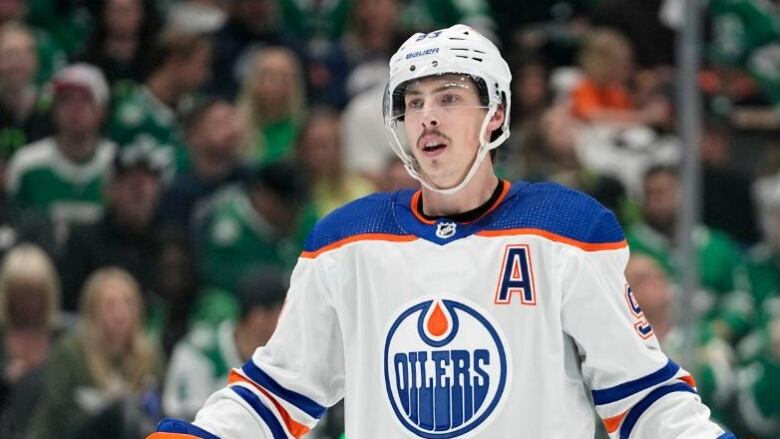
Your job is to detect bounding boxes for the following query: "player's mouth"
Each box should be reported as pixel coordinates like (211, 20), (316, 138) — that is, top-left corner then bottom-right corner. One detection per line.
(418, 134), (449, 157)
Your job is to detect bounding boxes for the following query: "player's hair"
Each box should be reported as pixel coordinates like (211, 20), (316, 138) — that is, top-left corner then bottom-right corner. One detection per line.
(146, 30), (212, 76)
(0, 244), (60, 328)
(78, 267), (157, 392)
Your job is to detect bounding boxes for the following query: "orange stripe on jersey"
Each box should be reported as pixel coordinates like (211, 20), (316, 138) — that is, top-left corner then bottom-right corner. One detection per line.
(300, 233), (417, 259)
(602, 410), (628, 433)
(147, 434), (201, 439)
(476, 228), (627, 252)
(679, 375), (697, 388)
(410, 180), (512, 225)
(228, 371), (311, 438)
(410, 191), (436, 225)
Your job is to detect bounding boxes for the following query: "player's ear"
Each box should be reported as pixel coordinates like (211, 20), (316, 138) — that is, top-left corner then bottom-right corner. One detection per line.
(487, 105), (505, 133)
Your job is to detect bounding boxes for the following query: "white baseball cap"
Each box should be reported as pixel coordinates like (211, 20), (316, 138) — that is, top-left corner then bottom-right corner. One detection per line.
(53, 63), (109, 107)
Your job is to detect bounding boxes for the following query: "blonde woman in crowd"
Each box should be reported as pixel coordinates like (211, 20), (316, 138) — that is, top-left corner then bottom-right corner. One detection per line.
(29, 267), (164, 439)
(0, 244), (62, 439)
(237, 46), (306, 164)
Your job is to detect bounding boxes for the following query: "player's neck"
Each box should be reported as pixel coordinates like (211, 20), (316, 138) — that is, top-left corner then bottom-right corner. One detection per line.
(420, 166), (499, 217)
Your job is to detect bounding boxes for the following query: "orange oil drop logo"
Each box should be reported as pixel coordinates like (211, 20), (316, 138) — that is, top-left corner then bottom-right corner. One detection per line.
(427, 302), (449, 337)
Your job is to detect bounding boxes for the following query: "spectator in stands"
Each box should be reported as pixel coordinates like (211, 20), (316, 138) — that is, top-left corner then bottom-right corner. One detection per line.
(700, 116), (759, 245)
(58, 140), (168, 313)
(28, 268), (164, 439)
(626, 164), (752, 343)
(159, 98), (251, 232)
(512, 105), (632, 222)
(306, 0), (401, 106)
(237, 47), (306, 164)
(498, 55), (551, 181)
(163, 269), (286, 420)
(23, 0), (90, 60)
(735, 314), (780, 438)
(107, 30), (212, 174)
(342, 83), (393, 185)
(5, 63), (115, 247)
(746, 174), (780, 328)
(80, 0), (162, 85)
(626, 253), (738, 431)
(489, 0), (589, 66)
(379, 157), (418, 192)
(0, 22), (52, 163)
(570, 28), (669, 127)
(590, 0), (675, 70)
(147, 230), (200, 357)
(196, 162), (313, 294)
(295, 108), (374, 218)
(205, 0), (299, 99)
(0, 0), (67, 85)
(0, 244), (62, 439)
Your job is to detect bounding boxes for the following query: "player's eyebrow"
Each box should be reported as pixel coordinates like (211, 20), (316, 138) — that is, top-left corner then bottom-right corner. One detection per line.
(405, 82), (468, 96)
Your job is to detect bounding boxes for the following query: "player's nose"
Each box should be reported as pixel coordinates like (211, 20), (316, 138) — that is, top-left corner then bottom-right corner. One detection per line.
(419, 105), (440, 128)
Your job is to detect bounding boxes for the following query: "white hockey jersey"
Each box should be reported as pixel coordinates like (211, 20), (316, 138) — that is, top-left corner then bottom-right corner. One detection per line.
(151, 181), (734, 439)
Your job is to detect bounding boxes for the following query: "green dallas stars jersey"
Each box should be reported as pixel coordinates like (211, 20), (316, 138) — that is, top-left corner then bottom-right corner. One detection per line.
(195, 188), (316, 294)
(5, 137), (115, 241)
(106, 82), (186, 174)
(626, 223), (753, 338)
(710, 0), (780, 107)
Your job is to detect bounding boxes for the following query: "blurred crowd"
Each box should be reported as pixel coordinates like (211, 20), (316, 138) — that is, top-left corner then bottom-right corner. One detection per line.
(0, 0), (779, 438)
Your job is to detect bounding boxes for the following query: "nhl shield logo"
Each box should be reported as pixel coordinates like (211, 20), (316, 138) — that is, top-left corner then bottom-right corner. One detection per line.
(436, 222), (457, 239)
(384, 297), (511, 438)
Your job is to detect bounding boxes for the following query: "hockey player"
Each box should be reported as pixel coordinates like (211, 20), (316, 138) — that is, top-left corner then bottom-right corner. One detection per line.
(149, 25), (735, 439)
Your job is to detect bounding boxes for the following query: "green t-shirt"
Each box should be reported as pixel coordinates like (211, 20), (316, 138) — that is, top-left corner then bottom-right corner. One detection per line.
(246, 118), (301, 165)
(5, 137), (114, 229)
(106, 83), (186, 174)
(196, 188), (316, 293)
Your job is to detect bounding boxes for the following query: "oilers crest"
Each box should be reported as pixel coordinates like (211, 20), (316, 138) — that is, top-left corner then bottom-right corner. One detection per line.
(384, 296), (511, 438)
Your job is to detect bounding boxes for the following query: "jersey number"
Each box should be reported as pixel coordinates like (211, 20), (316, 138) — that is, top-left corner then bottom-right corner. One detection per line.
(625, 284), (653, 339)
(494, 245), (537, 306)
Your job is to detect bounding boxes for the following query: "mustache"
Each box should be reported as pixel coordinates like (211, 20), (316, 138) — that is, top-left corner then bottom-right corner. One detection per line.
(417, 129), (451, 146)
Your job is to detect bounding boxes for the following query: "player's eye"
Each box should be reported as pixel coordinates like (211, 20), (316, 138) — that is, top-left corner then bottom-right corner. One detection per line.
(441, 94), (459, 105)
(406, 98), (423, 110)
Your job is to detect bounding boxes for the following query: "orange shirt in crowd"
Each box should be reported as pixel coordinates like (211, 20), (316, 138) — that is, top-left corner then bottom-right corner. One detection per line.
(570, 79), (634, 120)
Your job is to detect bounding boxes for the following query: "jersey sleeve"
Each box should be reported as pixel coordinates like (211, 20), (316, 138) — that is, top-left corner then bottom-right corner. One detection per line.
(150, 254), (344, 439)
(559, 209), (733, 439)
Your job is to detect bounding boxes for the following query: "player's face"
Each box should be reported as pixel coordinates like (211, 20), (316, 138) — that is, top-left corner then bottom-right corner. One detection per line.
(402, 75), (495, 189)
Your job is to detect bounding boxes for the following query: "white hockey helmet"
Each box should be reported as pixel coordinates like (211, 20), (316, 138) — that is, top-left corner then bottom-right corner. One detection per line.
(383, 24), (512, 194)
